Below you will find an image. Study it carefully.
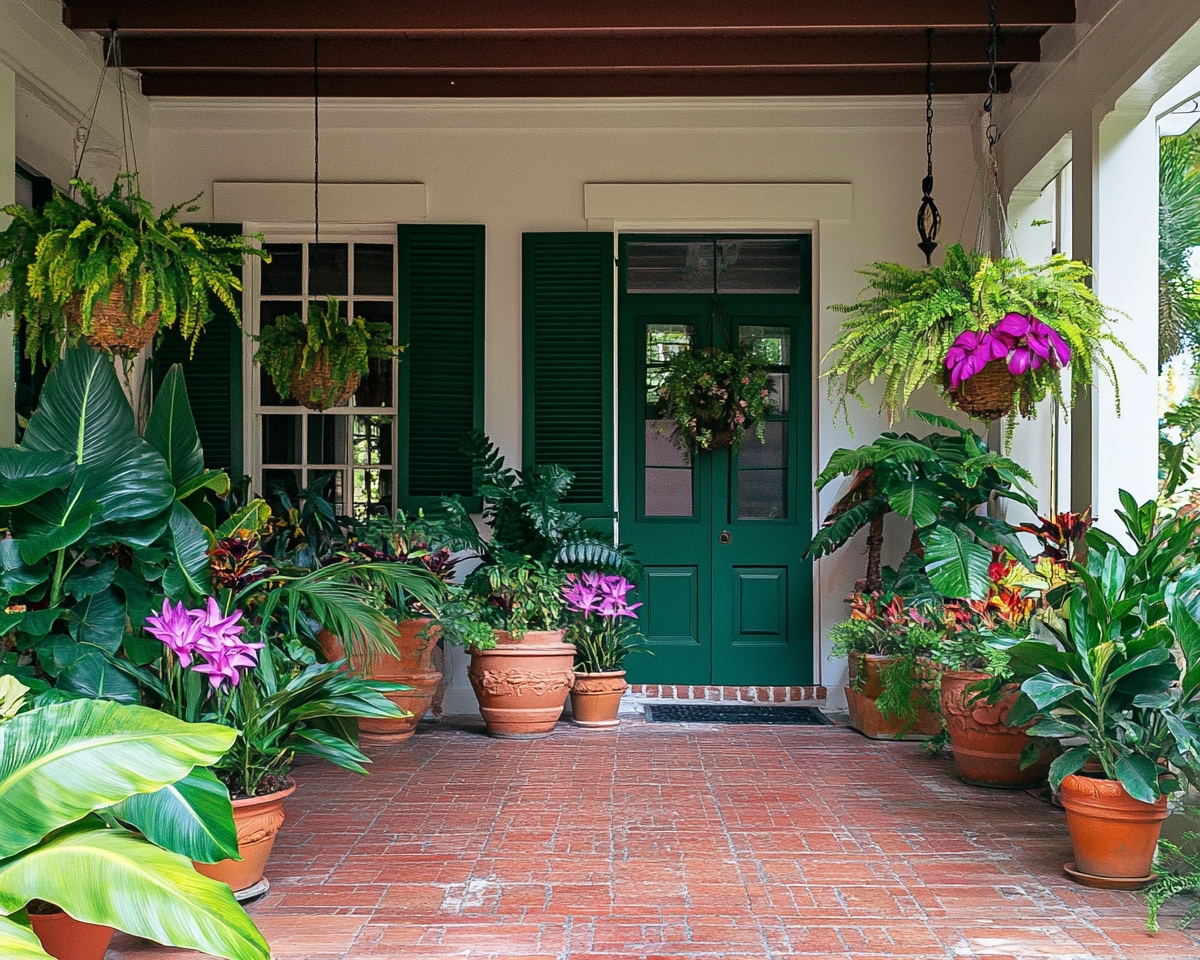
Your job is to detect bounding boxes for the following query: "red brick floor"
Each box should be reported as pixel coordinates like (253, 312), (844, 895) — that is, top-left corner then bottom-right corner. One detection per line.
(110, 717), (1200, 960)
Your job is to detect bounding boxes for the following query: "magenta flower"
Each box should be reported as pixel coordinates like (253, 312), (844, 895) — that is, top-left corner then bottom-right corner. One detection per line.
(945, 329), (1010, 390)
(145, 598), (203, 659)
(563, 572), (603, 616)
(995, 313), (1071, 376)
(564, 573), (641, 620)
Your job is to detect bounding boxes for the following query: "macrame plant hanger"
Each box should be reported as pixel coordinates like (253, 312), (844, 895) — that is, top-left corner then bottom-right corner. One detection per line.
(916, 28), (941, 265)
(74, 23), (140, 196)
(975, 0), (1012, 260)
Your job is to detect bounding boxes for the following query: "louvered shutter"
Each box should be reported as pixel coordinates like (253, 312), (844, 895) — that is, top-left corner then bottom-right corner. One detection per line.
(397, 224), (485, 509)
(151, 223), (244, 478)
(522, 232), (614, 518)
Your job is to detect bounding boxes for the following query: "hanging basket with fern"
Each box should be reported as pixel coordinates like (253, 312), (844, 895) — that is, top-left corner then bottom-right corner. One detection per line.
(254, 296), (401, 412)
(0, 176), (267, 364)
(823, 244), (1135, 426)
(656, 347), (775, 455)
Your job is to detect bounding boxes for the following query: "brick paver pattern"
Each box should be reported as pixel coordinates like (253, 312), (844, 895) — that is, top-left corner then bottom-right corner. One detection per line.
(110, 718), (1200, 959)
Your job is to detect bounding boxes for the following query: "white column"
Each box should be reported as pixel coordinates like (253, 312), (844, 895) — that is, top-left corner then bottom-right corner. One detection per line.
(0, 63), (16, 448)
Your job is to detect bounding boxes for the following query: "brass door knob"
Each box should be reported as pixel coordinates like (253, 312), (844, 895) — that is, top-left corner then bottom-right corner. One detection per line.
(718, 530), (732, 545)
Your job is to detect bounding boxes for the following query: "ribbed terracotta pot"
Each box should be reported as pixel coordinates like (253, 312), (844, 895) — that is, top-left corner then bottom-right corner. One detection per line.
(468, 630), (576, 739)
(570, 670), (627, 728)
(940, 670), (1058, 788)
(318, 618), (442, 741)
(846, 652), (942, 740)
(29, 911), (114, 960)
(193, 781), (296, 894)
(1059, 773), (1169, 879)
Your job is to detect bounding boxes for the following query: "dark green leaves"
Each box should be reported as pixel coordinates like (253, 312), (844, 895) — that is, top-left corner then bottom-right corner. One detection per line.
(144, 364), (205, 488)
(921, 523), (993, 600)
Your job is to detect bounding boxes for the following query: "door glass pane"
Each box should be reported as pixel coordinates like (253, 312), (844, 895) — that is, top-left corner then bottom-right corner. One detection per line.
(626, 241), (714, 293)
(308, 470), (345, 515)
(354, 415), (393, 465)
(354, 469), (393, 520)
(261, 415), (302, 465)
(354, 244), (394, 296)
(717, 239), (803, 294)
(738, 422), (788, 519)
(307, 415), (347, 465)
(646, 323), (693, 404)
(740, 326), (791, 414)
(645, 422), (693, 517)
(353, 302), (394, 408)
(259, 301), (303, 406)
(308, 243), (348, 296)
(262, 468), (302, 504)
(261, 244), (302, 295)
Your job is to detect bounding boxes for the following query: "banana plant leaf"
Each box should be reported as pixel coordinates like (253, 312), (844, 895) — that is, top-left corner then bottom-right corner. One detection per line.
(0, 699), (235, 858)
(108, 767), (240, 864)
(0, 822), (268, 960)
(0, 916), (53, 960)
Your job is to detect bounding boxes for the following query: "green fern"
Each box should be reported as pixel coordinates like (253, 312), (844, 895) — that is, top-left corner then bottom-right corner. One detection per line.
(1146, 834), (1200, 933)
(824, 243), (1136, 425)
(0, 176), (267, 365)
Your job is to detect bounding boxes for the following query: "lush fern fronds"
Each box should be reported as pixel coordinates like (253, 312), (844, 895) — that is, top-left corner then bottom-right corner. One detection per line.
(1159, 133), (1200, 368)
(1146, 834), (1200, 933)
(823, 243), (1136, 425)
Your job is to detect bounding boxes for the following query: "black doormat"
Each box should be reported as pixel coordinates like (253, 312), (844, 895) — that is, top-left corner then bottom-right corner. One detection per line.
(643, 703), (831, 725)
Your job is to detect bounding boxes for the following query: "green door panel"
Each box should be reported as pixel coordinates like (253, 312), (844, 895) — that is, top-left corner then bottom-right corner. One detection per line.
(618, 235), (813, 686)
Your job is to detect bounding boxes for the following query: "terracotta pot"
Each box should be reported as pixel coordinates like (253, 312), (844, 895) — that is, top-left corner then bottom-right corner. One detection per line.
(66, 282), (161, 357)
(845, 652), (942, 740)
(1059, 773), (1169, 879)
(467, 630), (576, 739)
(570, 670), (627, 728)
(193, 781), (296, 894)
(940, 670), (1058, 788)
(318, 619), (442, 741)
(29, 911), (114, 960)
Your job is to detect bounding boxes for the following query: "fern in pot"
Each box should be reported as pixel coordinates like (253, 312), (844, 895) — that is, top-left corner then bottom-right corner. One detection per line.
(0, 176), (266, 362)
(254, 296), (401, 411)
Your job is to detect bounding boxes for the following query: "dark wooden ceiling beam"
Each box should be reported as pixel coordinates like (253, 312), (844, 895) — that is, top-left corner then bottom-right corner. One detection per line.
(65, 0), (1074, 33)
(137, 67), (1014, 99)
(115, 32), (1042, 71)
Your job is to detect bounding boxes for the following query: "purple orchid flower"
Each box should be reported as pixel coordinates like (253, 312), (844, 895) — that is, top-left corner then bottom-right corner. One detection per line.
(596, 575), (642, 619)
(945, 329), (1011, 391)
(563, 572), (603, 616)
(994, 312), (1071, 376)
(145, 598), (203, 659)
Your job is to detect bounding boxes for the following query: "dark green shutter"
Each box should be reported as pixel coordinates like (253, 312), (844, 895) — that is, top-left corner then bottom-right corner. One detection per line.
(522, 232), (614, 517)
(397, 224), (485, 509)
(152, 223), (244, 479)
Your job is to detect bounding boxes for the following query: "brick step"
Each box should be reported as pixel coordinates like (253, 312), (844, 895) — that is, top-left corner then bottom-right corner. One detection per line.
(627, 684), (826, 703)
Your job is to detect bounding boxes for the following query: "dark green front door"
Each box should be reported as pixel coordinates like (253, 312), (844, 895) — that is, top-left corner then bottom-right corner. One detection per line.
(618, 236), (813, 686)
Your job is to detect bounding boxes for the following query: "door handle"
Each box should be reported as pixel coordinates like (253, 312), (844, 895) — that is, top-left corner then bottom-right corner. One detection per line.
(718, 530), (732, 545)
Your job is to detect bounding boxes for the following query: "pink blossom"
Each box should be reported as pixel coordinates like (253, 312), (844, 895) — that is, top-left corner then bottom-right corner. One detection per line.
(145, 598), (202, 659)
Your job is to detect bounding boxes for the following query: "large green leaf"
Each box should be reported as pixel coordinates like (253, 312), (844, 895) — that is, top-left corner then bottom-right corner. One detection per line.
(921, 523), (993, 599)
(877, 474), (940, 527)
(109, 767), (240, 864)
(18, 345), (174, 548)
(0, 824), (269, 960)
(0, 916), (53, 960)
(0, 699), (235, 858)
(54, 648), (140, 703)
(68, 586), (127, 653)
(0, 450), (74, 508)
(162, 502), (213, 600)
(1114, 754), (1162, 803)
(143, 365), (205, 489)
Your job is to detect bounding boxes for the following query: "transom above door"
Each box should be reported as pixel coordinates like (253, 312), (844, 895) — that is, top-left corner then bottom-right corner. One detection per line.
(618, 236), (814, 686)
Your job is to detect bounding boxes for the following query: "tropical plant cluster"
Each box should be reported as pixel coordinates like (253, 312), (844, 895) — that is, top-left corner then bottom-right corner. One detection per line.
(824, 243), (1131, 425)
(655, 345), (775, 453)
(563, 572), (647, 673)
(0, 177), (266, 365)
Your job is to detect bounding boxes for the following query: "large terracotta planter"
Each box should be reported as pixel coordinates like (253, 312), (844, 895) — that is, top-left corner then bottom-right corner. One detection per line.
(570, 670), (627, 728)
(940, 670), (1058, 788)
(318, 618), (442, 741)
(193, 781), (296, 894)
(29, 911), (114, 960)
(1059, 773), (1169, 879)
(468, 630), (576, 739)
(845, 652), (942, 740)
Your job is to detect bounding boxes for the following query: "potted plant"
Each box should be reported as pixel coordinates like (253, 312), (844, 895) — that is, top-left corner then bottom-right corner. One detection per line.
(0, 176), (266, 362)
(461, 555), (576, 739)
(831, 587), (943, 740)
(0, 687), (269, 960)
(253, 296), (400, 411)
(563, 571), (647, 728)
(823, 244), (1132, 425)
(1003, 495), (1200, 883)
(934, 551), (1058, 788)
(655, 344), (775, 454)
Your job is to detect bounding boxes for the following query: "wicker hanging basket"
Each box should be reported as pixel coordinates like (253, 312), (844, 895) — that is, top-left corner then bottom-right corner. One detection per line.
(697, 427), (736, 451)
(65, 282), (161, 357)
(949, 359), (1016, 421)
(289, 355), (361, 411)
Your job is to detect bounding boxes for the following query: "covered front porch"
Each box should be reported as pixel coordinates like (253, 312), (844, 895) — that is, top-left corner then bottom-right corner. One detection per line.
(110, 718), (1195, 960)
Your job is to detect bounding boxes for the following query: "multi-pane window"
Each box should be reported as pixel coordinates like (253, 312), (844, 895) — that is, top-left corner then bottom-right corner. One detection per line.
(250, 237), (397, 519)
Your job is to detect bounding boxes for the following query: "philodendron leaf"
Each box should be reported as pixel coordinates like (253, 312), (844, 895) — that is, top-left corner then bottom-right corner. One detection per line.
(0, 449), (74, 508)
(921, 523), (993, 600)
(0, 824), (269, 960)
(162, 501), (214, 601)
(68, 586), (127, 652)
(0, 699), (235, 858)
(144, 364), (205, 489)
(0, 916), (52, 960)
(110, 767), (240, 864)
(1114, 754), (1162, 803)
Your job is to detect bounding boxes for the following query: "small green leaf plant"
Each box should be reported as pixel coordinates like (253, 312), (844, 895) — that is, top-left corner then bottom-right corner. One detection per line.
(1145, 829), (1200, 933)
(823, 243), (1135, 427)
(0, 176), (267, 365)
(655, 345), (775, 455)
(253, 296), (401, 409)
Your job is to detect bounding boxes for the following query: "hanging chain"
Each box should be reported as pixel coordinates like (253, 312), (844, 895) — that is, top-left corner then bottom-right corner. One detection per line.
(916, 27), (941, 264)
(925, 28), (935, 179)
(314, 37), (321, 248)
(984, 0), (1000, 148)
